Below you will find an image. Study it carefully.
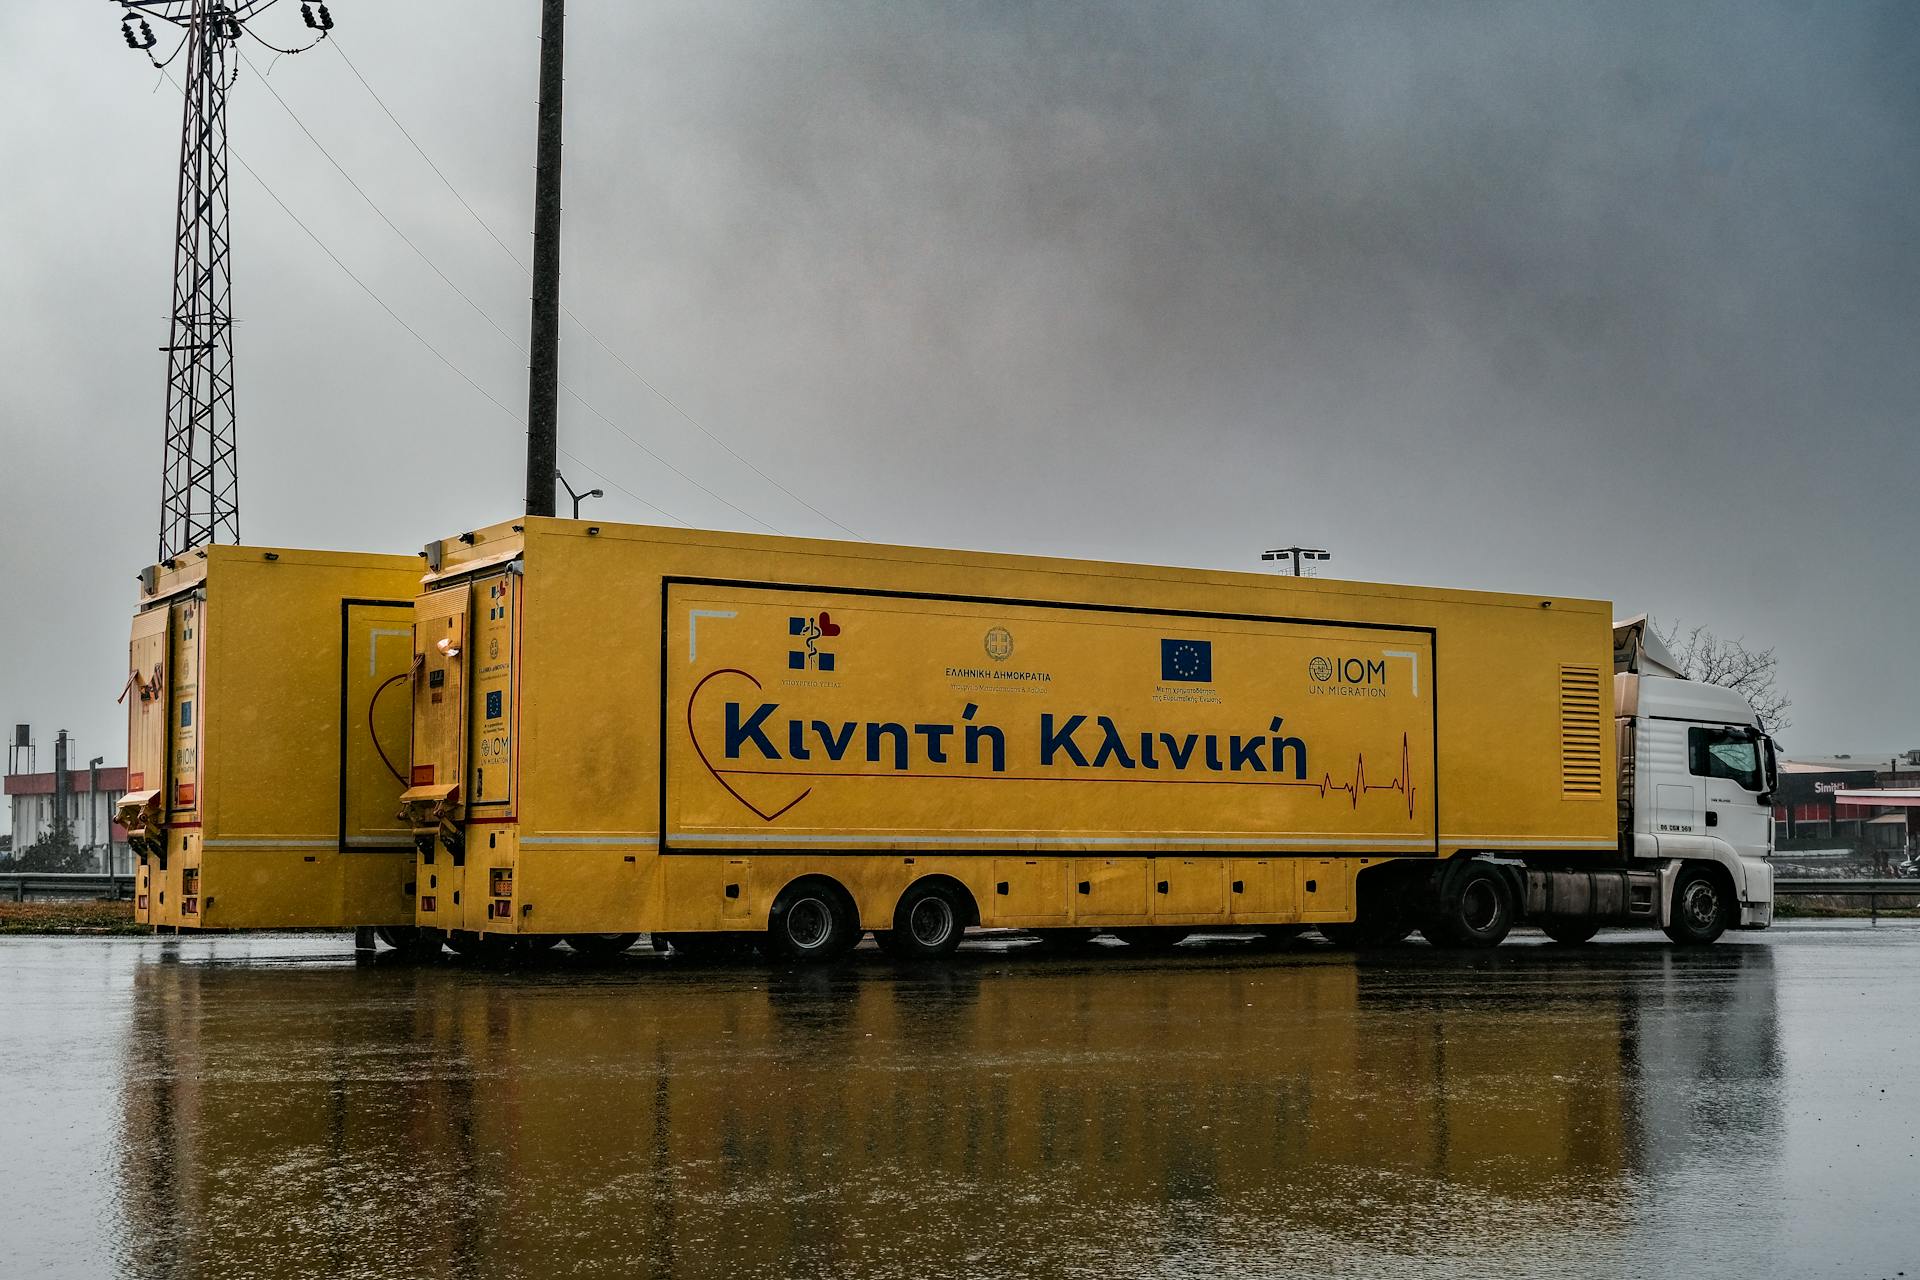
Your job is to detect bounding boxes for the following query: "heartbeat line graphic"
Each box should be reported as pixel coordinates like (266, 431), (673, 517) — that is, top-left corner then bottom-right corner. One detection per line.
(1277, 733), (1418, 821)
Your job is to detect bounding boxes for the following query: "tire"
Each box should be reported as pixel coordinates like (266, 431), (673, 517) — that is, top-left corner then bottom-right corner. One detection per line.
(766, 879), (861, 963)
(1112, 927), (1190, 951)
(873, 882), (968, 960)
(1663, 866), (1730, 946)
(1539, 918), (1600, 945)
(567, 932), (640, 959)
(1426, 862), (1515, 949)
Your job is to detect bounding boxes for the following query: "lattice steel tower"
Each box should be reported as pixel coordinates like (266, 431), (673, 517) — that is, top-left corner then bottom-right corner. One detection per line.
(116, 1), (335, 559)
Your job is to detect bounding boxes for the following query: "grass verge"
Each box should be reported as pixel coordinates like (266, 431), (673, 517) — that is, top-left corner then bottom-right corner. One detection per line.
(0, 899), (146, 935)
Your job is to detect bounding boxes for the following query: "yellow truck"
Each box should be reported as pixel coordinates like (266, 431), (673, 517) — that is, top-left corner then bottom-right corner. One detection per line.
(401, 517), (1777, 959)
(118, 544), (426, 938)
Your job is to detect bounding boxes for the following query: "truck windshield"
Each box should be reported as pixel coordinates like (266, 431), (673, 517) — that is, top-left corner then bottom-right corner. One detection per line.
(1688, 727), (1763, 791)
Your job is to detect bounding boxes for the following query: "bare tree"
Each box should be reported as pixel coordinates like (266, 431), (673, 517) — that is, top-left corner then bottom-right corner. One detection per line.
(1654, 619), (1792, 731)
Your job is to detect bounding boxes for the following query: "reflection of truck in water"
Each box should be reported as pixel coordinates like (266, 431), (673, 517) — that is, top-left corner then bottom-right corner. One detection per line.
(398, 519), (1776, 958)
(115, 945), (1780, 1276)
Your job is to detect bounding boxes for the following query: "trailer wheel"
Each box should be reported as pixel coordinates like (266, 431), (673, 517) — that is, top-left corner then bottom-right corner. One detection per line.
(1539, 919), (1599, 945)
(874, 881), (967, 960)
(567, 932), (640, 958)
(767, 878), (861, 962)
(1113, 927), (1190, 951)
(1663, 866), (1730, 946)
(1425, 862), (1514, 949)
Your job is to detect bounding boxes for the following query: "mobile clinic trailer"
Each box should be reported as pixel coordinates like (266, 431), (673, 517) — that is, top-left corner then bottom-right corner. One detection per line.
(401, 518), (1775, 959)
(119, 544), (425, 935)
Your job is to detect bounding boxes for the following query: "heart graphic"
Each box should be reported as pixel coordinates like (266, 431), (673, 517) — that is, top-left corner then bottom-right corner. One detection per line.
(686, 668), (812, 823)
(817, 611), (841, 637)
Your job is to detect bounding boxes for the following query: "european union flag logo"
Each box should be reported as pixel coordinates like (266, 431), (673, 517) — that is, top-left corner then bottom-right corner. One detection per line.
(486, 690), (503, 720)
(1160, 638), (1212, 683)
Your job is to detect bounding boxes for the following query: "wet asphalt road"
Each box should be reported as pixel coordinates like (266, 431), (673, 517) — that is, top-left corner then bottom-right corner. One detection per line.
(1, 922), (1916, 1280)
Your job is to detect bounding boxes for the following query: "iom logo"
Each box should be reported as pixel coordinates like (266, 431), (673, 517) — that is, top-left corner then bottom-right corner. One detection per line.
(789, 612), (842, 672)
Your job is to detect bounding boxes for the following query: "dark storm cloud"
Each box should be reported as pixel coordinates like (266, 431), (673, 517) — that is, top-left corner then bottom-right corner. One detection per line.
(1, 0), (1915, 760)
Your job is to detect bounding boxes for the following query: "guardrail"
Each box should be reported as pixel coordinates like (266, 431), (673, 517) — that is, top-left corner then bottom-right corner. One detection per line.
(1, 872), (136, 902)
(1775, 877), (1920, 920)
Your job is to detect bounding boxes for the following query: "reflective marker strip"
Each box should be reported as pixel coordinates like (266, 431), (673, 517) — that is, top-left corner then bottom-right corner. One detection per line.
(667, 832), (1429, 849)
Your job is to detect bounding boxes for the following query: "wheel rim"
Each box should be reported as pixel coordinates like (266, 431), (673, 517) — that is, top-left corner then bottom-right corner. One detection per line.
(1680, 879), (1721, 930)
(908, 897), (955, 948)
(786, 897), (833, 951)
(1461, 880), (1500, 933)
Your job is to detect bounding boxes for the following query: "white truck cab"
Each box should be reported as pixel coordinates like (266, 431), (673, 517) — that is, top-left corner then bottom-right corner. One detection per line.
(1613, 619), (1778, 936)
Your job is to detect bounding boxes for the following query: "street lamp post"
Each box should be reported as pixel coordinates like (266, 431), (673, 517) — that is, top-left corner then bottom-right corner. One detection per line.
(1262, 546), (1331, 576)
(555, 471), (603, 520)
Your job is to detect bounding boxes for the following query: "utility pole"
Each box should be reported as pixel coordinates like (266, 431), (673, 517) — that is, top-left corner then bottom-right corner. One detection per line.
(115, 2), (336, 561)
(524, 0), (566, 518)
(1262, 546), (1331, 577)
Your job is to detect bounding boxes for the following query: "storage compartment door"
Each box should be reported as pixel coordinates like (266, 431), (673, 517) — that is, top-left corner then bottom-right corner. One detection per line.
(342, 601), (414, 850)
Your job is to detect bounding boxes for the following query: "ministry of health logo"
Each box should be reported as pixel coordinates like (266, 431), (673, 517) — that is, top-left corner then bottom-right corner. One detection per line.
(788, 612), (842, 671)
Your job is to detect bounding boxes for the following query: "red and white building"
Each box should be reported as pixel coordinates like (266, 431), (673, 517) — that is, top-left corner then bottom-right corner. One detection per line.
(4, 765), (131, 874)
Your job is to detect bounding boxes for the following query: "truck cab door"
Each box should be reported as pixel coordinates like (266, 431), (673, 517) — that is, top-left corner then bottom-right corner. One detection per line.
(402, 585), (469, 861)
(1687, 725), (1772, 862)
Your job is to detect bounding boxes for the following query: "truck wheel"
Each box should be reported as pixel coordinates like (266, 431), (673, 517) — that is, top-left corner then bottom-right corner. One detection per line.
(567, 932), (640, 959)
(1663, 866), (1730, 946)
(1539, 919), (1599, 945)
(873, 882), (966, 960)
(1426, 863), (1514, 949)
(1113, 927), (1190, 950)
(767, 879), (861, 963)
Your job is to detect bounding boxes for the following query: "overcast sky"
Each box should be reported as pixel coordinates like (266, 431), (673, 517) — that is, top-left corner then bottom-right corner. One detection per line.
(2, 0), (1916, 776)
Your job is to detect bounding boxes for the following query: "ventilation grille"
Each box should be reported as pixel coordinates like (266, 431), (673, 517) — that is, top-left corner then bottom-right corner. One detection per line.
(1560, 665), (1605, 798)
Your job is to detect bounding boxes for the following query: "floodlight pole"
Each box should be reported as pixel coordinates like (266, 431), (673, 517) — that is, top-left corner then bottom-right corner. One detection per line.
(1261, 546), (1330, 577)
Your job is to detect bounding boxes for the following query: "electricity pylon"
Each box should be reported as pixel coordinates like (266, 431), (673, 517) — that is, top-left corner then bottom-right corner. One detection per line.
(115, 1), (335, 560)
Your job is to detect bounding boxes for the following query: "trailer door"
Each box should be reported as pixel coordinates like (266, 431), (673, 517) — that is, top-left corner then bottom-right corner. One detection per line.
(341, 601), (414, 851)
(121, 605), (173, 856)
(166, 593), (205, 831)
(406, 585), (470, 828)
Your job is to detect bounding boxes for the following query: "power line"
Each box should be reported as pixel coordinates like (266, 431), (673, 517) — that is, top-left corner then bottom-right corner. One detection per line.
(237, 47), (525, 357)
(328, 38), (530, 273)
(235, 141), (689, 527)
(560, 384), (780, 534)
(236, 49), (784, 534)
(226, 147), (521, 425)
(320, 37), (867, 542)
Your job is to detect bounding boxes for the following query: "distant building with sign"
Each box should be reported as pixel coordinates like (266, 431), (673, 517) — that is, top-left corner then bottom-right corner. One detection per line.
(1774, 753), (1920, 868)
